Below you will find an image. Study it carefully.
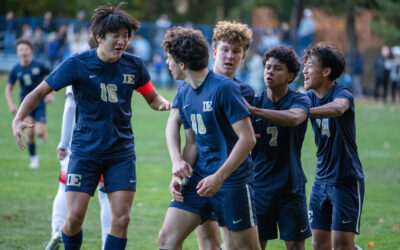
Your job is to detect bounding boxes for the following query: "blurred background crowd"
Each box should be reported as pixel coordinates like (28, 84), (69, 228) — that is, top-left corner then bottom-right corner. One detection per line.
(1, 0), (400, 102)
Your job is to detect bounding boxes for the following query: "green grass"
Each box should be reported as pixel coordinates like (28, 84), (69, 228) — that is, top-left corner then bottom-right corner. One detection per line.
(0, 73), (399, 249)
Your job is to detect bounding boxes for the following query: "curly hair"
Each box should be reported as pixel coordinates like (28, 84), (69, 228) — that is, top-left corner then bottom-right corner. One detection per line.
(161, 26), (209, 70)
(212, 21), (252, 51)
(262, 46), (300, 83)
(91, 2), (139, 41)
(303, 43), (345, 81)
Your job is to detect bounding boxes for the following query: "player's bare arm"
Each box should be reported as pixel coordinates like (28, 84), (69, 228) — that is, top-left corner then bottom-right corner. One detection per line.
(142, 89), (171, 111)
(166, 108), (193, 178)
(310, 98), (349, 118)
(44, 90), (56, 104)
(247, 100), (307, 127)
(197, 116), (255, 197)
(12, 81), (53, 150)
(5, 84), (18, 114)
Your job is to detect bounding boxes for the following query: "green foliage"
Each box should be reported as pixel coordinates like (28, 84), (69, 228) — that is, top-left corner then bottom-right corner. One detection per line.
(1, 74), (400, 249)
(370, 0), (400, 46)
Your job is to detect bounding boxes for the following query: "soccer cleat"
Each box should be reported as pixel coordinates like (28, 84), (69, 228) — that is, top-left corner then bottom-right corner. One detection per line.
(45, 231), (62, 250)
(29, 155), (39, 169)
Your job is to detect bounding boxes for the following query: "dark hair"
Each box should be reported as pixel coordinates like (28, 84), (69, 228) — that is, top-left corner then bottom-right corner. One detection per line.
(91, 2), (139, 42)
(303, 43), (345, 81)
(161, 26), (209, 70)
(88, 34), (98, 49)
(262, 46), (300, 83)
(15, 38), (33, 50)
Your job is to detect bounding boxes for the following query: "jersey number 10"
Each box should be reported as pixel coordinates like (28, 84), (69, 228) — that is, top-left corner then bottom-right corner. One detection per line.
(190, 114), (206, 134)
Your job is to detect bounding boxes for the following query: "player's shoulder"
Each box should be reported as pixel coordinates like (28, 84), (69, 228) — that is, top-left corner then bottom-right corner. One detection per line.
(120, 51), (144, 65)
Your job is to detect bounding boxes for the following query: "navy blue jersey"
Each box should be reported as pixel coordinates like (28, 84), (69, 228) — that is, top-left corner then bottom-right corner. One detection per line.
(234, 77), (255, 104)
(307, 84), (364, 185)
(177, 71), (252, 187)
(251, 89), (310, 194)
(172, 76), (254, 109)
(8, 59), (50, 105)
(46, 49), (152, 159)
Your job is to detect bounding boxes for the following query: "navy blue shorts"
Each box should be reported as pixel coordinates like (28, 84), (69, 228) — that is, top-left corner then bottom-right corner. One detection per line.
(255, 186), (311, 241)
(29, 104), (46, 123)
(309, 179), (364, 234)
(170, 176), (257, 231)
(66, 154), (136, 196)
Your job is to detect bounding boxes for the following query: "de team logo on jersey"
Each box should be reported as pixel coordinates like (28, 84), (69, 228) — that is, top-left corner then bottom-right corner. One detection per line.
(122, 74), (135, 84)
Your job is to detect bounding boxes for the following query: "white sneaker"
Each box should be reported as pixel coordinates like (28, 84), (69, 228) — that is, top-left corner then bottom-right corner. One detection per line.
(45, 231), (62, 250)
(29, 155), (39, 169)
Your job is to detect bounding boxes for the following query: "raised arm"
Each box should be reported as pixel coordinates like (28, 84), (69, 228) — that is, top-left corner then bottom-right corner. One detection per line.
(142, 89), (171, 111)
(5, 83), (18, 114)
(310, 98), (349, 118)
(12, 81), (53, 150)
(197, 116), (256, 197)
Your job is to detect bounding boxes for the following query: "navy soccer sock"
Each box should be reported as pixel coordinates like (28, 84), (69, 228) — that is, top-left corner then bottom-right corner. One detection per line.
(104, 234), (127, 250)
(28, 143), (35, 156)
(62, 230), (82, 250)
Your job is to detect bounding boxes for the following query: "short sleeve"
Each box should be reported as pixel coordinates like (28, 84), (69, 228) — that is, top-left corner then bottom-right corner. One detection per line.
(291, 94), (311, 116)
(135, 60), (151, 90)
(45, 57), (77, 91)
(335, 87), (354, 112)
(7, 66), (17, 85)
(218, 80), (250, 125)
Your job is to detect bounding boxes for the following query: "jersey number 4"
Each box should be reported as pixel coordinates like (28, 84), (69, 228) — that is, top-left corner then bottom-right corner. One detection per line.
(100, 83), (118, 103)
(316, 118), (330, 137)
(190, 114), (206, 134)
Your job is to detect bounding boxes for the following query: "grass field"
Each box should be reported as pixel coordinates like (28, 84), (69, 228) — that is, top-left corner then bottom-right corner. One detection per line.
(0, 72), (399, 250)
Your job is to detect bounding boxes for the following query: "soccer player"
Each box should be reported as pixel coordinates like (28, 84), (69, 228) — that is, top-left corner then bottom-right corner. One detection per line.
(12, 3), (170, 250)
(245, 46), (311, 250)
(302, 43), (364, 250)
(5, 38), (53, 168)
(46, 85), (111, 250)
(158, 26), (259, 250)
(165, 20), (254, 250)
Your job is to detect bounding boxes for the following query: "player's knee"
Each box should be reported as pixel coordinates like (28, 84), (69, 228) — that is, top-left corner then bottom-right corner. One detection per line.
(65, 213), (85, 231)
(113, 213), (131, 229)
(332, 238), (354, 250)
(158, 227), (178, 249)
(312, 238), (330, 250)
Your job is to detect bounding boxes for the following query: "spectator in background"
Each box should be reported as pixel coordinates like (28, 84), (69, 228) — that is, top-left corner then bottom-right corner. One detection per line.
(21, 23), (34, 43)
(390, 46), (400, 103)
(374, 45), (391, 102)
(260, 27), (281, 52)
(73, 10), (89, 34)
(247, 50), (266, 92)
(297, 8), (316, 57)
(131, 35), (151, 63)
(41, 11), (57, 35)
(4, 11), (17, 55)
(33, 26), (46, 60)
(278, 22), (291, 46)
(45, 32), (59, 70)
(153, 14), (171, 55)
(349, 47), (364, 98)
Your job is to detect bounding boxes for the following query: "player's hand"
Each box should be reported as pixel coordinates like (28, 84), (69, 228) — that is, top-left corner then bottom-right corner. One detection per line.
(56, 147), (67, 160)
(12, 118), (34, 150)
(158, 101), (171, 111)
(196, 173), (224, 197)
(172, 159), (193, 179)
(9, 104), (18, 114)
(169, 175), (184, 202)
